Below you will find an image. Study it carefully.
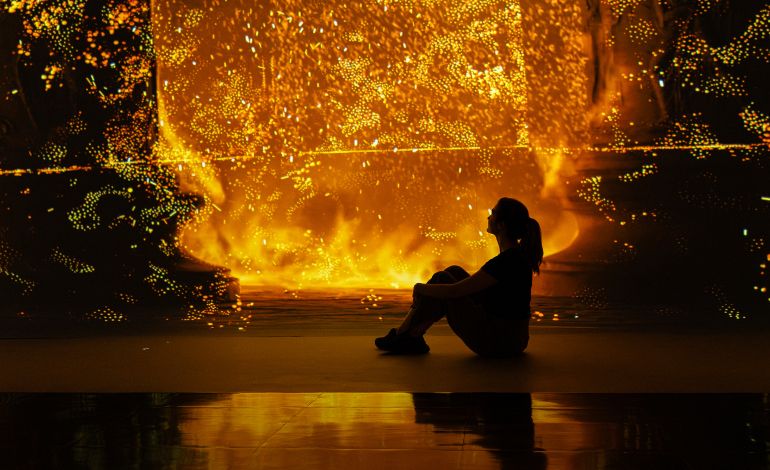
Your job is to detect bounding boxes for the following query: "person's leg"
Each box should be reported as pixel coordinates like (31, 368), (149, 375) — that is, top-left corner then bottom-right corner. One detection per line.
(375, 265), (470, 353)
(395, 270), (455, 336)
(402, 265), (470, 335)
(395, 267), (464, 336)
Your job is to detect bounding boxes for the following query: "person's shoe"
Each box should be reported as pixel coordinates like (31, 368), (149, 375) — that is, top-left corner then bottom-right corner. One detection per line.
(393, 334), (430, 354)
(374, 328), (399, 350)
(375, 329), (430, 354)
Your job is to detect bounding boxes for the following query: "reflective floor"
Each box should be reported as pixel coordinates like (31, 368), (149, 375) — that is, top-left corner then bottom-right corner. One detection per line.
(0, 287), (722, 339)
(1, 393), (768, 469)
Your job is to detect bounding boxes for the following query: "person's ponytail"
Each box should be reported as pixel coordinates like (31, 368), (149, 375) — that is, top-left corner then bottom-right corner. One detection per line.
(523, 217), (543, 274)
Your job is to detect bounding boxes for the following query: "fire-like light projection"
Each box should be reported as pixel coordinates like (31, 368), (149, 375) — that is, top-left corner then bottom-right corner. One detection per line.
(2, 0), (769, 320)
(152, 0), (585, 288)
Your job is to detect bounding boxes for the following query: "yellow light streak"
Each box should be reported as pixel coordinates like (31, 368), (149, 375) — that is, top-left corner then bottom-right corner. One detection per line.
(2, 142), (767, 177)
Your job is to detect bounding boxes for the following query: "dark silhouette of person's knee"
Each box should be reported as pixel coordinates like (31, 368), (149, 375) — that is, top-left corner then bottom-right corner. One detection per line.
(429, 270), (455, 284)
(444, 265), (469, 280)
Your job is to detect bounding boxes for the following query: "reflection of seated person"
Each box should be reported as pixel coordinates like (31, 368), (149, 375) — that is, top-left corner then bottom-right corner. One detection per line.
(412, 393), (547, 470)
(376, 197), (542, 356)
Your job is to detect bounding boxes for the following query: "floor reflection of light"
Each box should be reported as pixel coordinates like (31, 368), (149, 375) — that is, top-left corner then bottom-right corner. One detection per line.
(532, 393), (614, 468)
(175, 393), (612, 465)
(177, 393), (427, 450)
(177, 393), (320, 447)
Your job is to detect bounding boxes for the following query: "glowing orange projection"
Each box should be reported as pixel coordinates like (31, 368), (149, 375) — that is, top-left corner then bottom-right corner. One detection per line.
(152, 0), (585, 288)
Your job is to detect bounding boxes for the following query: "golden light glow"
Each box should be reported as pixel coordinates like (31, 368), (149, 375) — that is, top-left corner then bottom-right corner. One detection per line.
(151, 0), (587, 288)
(3, 0), (768, 311)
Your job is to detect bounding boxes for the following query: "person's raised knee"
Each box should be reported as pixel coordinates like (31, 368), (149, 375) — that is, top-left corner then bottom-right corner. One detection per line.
(444, 265), (468, 280)
(429, 270), (455, 284)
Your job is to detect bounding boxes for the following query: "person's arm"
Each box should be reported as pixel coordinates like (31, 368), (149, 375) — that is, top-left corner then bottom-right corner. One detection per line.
(414, 270), (498, 300)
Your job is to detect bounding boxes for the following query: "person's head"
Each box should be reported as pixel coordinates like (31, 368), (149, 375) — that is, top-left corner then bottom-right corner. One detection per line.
(487, 197), (544, 274)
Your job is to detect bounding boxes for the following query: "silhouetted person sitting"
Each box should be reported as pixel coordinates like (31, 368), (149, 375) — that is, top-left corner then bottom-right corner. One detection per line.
(375, 197), (543, 356)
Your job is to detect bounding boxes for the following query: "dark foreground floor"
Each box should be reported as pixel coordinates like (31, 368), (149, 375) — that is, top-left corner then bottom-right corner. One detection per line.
(1, 392), (768, 470)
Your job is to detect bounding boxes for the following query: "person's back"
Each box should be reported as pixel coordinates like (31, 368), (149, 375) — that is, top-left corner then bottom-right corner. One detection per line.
(472, 246), (532, 320)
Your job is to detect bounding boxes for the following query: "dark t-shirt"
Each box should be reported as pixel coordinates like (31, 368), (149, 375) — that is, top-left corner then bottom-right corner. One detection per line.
(473, 248), (532, 319)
